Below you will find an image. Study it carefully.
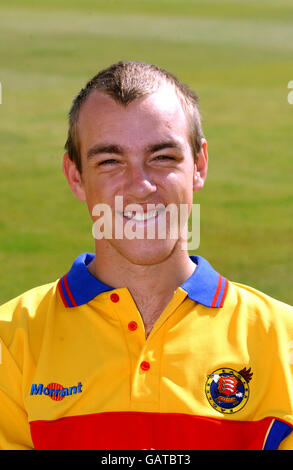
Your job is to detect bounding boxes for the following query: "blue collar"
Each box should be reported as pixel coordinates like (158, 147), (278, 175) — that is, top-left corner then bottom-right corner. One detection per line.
(57, 253), (228, 309)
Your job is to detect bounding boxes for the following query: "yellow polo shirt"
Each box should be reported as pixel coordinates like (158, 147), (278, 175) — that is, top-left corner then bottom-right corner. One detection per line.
(0, 253), (292, 450)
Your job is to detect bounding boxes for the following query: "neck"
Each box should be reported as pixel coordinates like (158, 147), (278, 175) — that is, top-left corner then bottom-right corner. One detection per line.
(88, 240), (196, 316)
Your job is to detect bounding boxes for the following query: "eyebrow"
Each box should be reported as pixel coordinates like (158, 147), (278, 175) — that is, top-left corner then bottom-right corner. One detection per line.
(87, 144), (124, 160)
(146, 141), (183, 154)
(87, 140), (183, 160)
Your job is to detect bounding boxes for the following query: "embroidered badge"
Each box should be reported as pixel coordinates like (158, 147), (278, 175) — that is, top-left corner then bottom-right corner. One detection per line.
(205, 367), (253, 414)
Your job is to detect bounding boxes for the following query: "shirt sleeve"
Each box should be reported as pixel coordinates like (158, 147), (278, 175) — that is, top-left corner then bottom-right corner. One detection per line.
(278, 428), (293, 450)
(0, 338), (33, 449)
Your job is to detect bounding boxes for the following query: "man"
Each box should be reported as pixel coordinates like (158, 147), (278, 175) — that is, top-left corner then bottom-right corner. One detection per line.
(0, 61), (292, 450)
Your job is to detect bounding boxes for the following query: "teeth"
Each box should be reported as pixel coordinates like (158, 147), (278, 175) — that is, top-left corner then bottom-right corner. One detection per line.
(123, 210), (158, 221)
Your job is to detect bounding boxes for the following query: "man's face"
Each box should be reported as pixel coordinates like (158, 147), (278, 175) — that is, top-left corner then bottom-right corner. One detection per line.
(66, 85), (207, 265)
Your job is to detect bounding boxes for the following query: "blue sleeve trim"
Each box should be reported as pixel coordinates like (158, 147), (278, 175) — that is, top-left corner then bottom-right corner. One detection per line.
(264, 419), (293, 450)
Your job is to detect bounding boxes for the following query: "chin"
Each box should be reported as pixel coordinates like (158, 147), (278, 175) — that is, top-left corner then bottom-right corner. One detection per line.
(110, 238), (179, 266)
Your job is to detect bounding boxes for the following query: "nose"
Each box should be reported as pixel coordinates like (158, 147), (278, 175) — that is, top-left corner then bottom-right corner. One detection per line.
(124, 164), (157, 201)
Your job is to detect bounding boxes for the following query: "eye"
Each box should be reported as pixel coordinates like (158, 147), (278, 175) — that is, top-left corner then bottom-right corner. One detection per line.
(97, 158), (119, 166)
(154, 155), (175, 161)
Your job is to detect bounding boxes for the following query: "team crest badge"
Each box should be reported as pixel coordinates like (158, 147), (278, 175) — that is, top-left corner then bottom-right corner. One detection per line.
(205, 367), (253, 414)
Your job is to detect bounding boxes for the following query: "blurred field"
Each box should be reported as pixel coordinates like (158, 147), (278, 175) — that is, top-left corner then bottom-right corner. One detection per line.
(0, 0), (292, 304)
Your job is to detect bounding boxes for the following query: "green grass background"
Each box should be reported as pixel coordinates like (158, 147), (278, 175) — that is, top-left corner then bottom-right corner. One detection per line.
(0, 0), (292, 305)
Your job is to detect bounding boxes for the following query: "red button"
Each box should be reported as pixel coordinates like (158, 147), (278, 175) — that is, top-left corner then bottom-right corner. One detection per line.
(128, 321), (137, 331)
(110, 293), (119, 303)
(140, 361), (150, 371)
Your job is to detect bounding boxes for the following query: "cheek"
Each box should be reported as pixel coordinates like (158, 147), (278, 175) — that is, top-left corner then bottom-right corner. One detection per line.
(83, 173), (121, 211)
(163, 171), (194, 202)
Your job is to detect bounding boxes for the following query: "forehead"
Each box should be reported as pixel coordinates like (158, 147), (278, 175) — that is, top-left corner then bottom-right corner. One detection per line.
(77, 86), (190, 154)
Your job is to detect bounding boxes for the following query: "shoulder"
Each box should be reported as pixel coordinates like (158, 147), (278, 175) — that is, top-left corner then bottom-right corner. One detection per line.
(226, 280), (293, 328)
(0, 281), (58, 317)
(0, 281), (60, 341)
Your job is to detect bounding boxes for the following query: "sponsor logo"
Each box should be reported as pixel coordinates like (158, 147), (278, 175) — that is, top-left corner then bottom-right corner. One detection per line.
(205, 367), (253, 414)
(30, 382), (82, 400)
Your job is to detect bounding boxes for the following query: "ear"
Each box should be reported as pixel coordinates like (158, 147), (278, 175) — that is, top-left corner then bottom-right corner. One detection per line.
(193, 138), (208, 192)
(62, 152), (86, 202)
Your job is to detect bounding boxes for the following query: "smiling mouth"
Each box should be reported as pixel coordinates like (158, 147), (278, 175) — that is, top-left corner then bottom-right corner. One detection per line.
(122, 210), (160, 222)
